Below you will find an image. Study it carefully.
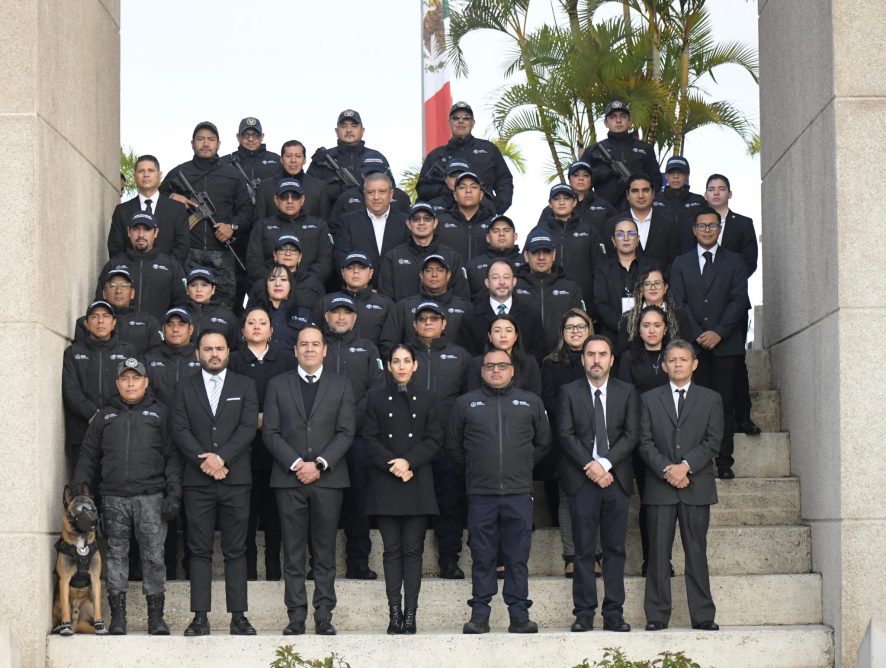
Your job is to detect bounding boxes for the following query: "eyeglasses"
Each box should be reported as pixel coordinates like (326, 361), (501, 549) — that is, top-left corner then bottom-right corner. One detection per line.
(642, 280), (665, 289)
(276, 247), (300, 255)
(564, 323), (589, 332)
(410, 215), (435, 223)
(451, 115), (473, 122)
(241, 131), (261, 139)
(105, 281), (132, 289)
(416, 315), (442, 323)
(614, 231), (639, 239)
(277, 193), (302, 201)
(482, 362), (513, 371)
(694, 222), (721, 232)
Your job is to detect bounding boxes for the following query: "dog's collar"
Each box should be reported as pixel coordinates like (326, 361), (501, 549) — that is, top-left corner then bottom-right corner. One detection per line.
(55, 538), (98, 566)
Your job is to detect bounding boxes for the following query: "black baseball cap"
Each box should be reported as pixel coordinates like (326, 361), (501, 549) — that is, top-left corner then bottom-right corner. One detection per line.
(187, 266), (217, 285)
(549, 183), (577, 200)
(567, 161), (592, 177)
(192, 121), (219, 139)
(604, 100), (630, 117)
(274, 234), (302, 251)
(325, 292), (358, 313)
(128, 211), (157, 229)
(340, 251), (372, 270)
(337, 109), (362, 124)
(414, 300), (445, 319)
(163, 306), (193, 325)
(524, 227), (556, 252)
(449, 101), (474, 117)
(666, 156), (690, 174)
(238, 117), (262, 134)
(86, 300), (115, 317)
(409, 202), (436, 219)
(276, 179), (304, 197)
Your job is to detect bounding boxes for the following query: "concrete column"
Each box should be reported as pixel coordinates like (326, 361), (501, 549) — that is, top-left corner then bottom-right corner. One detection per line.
(759, 1), (886, 666)
(0, 1), (120, 665)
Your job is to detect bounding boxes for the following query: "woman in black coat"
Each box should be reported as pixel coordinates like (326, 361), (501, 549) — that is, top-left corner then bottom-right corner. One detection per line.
(228, 304), (296, 581)
(464, 315), (541, 394)
(363, 343), (442, 635)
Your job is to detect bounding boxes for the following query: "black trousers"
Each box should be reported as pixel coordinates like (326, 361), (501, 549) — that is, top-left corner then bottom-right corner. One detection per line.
(342, 436), (372, 569)
(247, 465), (281, 577)
(568, 479), (630, 618)
(184, 483), (250, 613)
(644, 503), (716, 626)
(467, 493), (533, 619)
(694, 352), (740, 468)
(376, 515), (429, 608)
(431, 450), (466, 566)
(632, 450), (650, 564)
(276, 486), (343, 623)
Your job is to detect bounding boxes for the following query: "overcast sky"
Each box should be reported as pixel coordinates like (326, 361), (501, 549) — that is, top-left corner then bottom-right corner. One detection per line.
(120, 0), (761, 305)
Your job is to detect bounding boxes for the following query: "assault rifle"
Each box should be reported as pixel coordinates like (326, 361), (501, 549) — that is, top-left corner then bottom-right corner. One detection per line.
(593, 141), (633, 185)
(174, 172), (247, 271)
(229, 154), (260, 206)
(314, 147), (361, 189)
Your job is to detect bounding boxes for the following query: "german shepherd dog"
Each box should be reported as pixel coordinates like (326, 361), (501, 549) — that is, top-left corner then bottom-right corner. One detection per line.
(51, 483), (107, 635)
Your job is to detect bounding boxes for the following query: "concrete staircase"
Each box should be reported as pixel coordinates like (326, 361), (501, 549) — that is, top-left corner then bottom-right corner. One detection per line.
(45, 349), (834, 667)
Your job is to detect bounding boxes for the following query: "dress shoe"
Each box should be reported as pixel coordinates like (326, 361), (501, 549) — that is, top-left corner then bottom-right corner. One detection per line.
(387, 605), (404, 635)
(345, 566), (378, 580)
(315, 619), (337, 636)
(602, 615), (631, 632)
(645, 621), (668, 631)
(693, 620), (720, 631)
(564, 558), (574, 579)
(463, 614), (490, 634)
(184, 613), (210, 636)
(508, 617), (538, 634)
(717, 467), (736, 480)
(737, 419), (762, 435)
(439, 562), (465, 579)
(283, 619), (305, 635)
(570, 615), (594, 632)
(229, 613), (256, 636)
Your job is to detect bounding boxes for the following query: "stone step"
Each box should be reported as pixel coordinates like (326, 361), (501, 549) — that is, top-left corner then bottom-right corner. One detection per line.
(45, 626), (835, 668)
(121, 573), (822, 632)
(733, 432), (791, 477)
(751, 389), (781, 432)
(746, 348), (772, 391)
(200, 524), (809, 579)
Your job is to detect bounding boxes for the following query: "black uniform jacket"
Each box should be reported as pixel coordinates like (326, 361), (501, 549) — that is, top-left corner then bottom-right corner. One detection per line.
(75, 391), (182, 499)
(446, 382), (551, 495)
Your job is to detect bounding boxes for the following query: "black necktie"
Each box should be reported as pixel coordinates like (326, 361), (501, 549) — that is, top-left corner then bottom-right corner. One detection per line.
(307, 375), (316, 384)
(676, 388), (685, 418)
(594, 389), (609, 458)
(702, 251), (713, 289)
(144, 198), (153, 215)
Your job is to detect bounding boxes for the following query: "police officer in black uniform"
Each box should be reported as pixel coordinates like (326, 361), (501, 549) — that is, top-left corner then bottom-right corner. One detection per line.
(253, 140), (329, 221)
(417, 102), (514, 213)
(75, 268), (161, 355)
(537, 161), (615, 229)
(654, 156), (707, 251)
(182, 267), (239, 348)
(465, 215), (525, 303)
(338, 251), (394, 347)
(224, 117), (281, 201)
(580, 100), (661, 209)
(447, 349), (551, 634)
(308, 109), (395, 210)
(161, 121), (254, 308)
(428, 158), (497, 219)
(435, 171), (495, 261)
(407, 301), (472, 578)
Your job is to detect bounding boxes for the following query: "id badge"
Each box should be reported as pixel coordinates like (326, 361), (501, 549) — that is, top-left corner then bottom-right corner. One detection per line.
(621, 297), (635, 314)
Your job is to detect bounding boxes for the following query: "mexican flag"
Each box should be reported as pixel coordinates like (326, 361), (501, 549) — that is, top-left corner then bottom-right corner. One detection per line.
(422, 0), (452, 154)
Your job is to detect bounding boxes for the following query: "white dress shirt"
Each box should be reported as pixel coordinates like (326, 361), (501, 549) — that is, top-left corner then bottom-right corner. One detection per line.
(669, 380), (692, 472)
(697, 243), (720, 272)
(587, 379), (612, 472)
(367, 208), (391, 254)
(138, 191), (160, 212)
(632, 208), (653, 249)
(489, 296), (513, 315)
(201, 368), (227, 399)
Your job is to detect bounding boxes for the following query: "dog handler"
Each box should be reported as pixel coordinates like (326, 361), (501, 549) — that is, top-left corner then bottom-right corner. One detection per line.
(74, 358), (183, 635)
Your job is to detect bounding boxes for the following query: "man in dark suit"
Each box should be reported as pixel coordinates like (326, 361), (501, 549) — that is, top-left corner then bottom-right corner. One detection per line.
(705, 174), (761, 436)
(108, 155), (190, 264)
(172, 330), (259, 636)
(669, 207), (749, 479)
(262, 326), (356, 636)
(458, 259), (548, 361)
(638, 338), (722, 631)
(331, 172), (409, 281)
(557, 335), (639, 632)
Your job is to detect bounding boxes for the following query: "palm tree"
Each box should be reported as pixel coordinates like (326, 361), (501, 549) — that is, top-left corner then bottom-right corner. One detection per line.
(447, 0), (758, 177)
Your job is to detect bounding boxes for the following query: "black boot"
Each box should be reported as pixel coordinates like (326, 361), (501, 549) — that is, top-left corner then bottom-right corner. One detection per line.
(146, 593), (170, 635)
(387, 605), (404, 634)
(403, 607), (417, 635)
(108, 592), (127, 635)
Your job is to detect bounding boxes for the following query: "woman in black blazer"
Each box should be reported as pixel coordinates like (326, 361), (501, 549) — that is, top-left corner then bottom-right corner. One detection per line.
(464, 315), (542, 394)
(363, 343), (442, 635)
(228, 304), (296, 581)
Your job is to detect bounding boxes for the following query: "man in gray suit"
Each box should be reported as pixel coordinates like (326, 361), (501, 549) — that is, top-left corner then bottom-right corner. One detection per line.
(638, 339), (722, 631)
(263, 326), (356, 636)
(558, 335), (639, 633)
